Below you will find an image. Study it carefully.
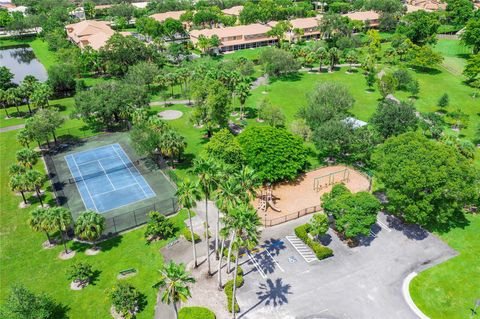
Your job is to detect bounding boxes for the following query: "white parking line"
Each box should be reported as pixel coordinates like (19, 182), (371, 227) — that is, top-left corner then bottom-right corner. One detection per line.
(370, 230), (377, 237)
(247, 252), (267, 279)
(377, 220), (392, 232)
(265, 249), (285, 272)
(286, 236), (317, 263)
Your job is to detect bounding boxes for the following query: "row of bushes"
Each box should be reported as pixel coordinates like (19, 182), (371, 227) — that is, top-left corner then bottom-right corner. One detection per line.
(179, 306), (216, 319)
(182, 228), (201, 243)
(294, 224), (333, 260)
(224, 266), (244, 313)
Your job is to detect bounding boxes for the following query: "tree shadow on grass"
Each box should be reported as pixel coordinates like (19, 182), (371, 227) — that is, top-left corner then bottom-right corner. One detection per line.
(89, 269), (102, 286)
(99, 235), (123, 252)
(52, 302), (70, 319)
(269, 72), (303, 84)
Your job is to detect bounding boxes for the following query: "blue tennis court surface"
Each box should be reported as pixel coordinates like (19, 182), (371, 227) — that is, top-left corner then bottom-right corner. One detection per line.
(65, 143), (155, 213)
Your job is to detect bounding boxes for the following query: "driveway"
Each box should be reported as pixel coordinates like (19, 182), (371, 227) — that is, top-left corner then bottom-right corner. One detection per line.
(235, 213), (456, 319)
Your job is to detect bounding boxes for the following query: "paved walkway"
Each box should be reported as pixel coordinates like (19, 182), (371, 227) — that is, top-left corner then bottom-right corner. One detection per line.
(150, 100), (191, 106)
(0, 124), (25, 133)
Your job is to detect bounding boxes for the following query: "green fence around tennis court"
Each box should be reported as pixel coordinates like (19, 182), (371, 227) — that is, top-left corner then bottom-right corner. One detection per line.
(43, 131), (179, 235)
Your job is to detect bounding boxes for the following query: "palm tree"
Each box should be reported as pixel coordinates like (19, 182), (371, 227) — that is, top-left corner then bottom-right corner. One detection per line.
(317, 47), (327, 73)
(215, 178), (243, 274)
(154, 260), (196, 319)
(328, 47), (339, 72)
(5, 87), (21, 116)
(15, 148), (38, 169)
(28, 207), (55, 245)
(235, 80), (250, 120)
(25, 169), (45, 207)
(49, 207), (73, 254)
(9, 173), (28, 205)
(176, 179), (201, 267)
(235, 166), (259, 202)
(217, 211), (235, 289)
(346, 50), (358, 73)
(197, 34), (211, 54)
(229, 204), (261, 318)
(191, 158), (218, 276)
(0, 89), (11, 118)
(75, 210), (105, 249)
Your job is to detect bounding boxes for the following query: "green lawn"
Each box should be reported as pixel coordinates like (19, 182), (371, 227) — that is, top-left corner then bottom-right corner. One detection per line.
(0, 130), (191, 318)
(434, 39), (472, 76)
(410, 214), (480, 319)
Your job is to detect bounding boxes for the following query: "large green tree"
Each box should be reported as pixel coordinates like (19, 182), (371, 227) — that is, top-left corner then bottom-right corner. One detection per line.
(203, 129), (245, 169)
(0, 285), (62, 319)
(259, 47), (300, 77)
(237, 126), (307, 182)
(74, 81), (149, 129)
(74, 210), (105, 249)
(397, 11), (440, 45)
(322, 184), (380, 240)
(372, 132), (479, 229)
(461, 18), (480, 54)
(370, 99), (418, 139)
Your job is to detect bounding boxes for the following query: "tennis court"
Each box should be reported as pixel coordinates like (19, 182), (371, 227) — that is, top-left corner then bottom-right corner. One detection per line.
(65, 143), (156, 213)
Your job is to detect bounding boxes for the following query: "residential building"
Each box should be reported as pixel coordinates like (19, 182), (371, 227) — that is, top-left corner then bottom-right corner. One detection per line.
(222, 5), (243, 17)
(65, 20), (130, 50)
(269, 16), (322, 42)
(150, 10), (186, 23)
(342, 10), (380, 27)
(190, 23), (276, 52)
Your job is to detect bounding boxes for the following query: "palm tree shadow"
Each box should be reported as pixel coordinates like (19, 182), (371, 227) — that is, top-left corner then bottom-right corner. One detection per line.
(239, 278), (292, 318)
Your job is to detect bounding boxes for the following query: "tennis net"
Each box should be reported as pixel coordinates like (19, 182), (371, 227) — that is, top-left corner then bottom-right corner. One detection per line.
(68, 159), (141, 184)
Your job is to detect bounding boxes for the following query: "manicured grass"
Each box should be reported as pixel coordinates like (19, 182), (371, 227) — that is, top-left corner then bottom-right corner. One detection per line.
(410, 214), (480, 319)
(0, 127), (191, 318)
(434, 39), (472, 76)
(221, 47), (265, 60)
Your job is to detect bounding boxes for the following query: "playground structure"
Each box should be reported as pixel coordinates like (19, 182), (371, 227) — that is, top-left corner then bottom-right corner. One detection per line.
(313, 168), (350, 191)
(257, 187), (281, 212)
(253, 165), (371, 226)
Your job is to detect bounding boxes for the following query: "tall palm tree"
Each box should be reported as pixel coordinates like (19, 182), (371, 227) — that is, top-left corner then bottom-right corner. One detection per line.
(215, 177), (242, 273)
(328, 47), (339, 72)
(154, 260), (196, 319)
(317, 47), (327, 73)
(0, 89), (10, 118)
(191, 158), (218, 276)
(9, 173), (28, 205)
(15, 148), (38, 169)
(5, 87), (21, 116)
(217, 212), (236, 289)
(28, 207), (55, 245)
(75, 210), (105, 249)
(21, 75), (38, 114)
(176, 179), (201, 268)
(230, 204), (261, 318)
(235, 80), (250, 120)
(235, 166), (259, 202)
(49, 207), (73, 254)
(25, 169), (45, 207)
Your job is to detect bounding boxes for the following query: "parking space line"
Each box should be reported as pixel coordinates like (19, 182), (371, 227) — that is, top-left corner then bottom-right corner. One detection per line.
(265, 248), (285, 272)
(286, 236), (317, 263)
(247, 252), (267, 279)
(370, 230), (377, 237)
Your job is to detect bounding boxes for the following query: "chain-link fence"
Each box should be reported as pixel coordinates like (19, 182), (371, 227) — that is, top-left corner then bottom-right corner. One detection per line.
(43, 132), (179, 236)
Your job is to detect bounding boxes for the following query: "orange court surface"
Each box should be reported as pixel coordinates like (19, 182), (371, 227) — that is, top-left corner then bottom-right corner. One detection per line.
(254, 165), (371, 226)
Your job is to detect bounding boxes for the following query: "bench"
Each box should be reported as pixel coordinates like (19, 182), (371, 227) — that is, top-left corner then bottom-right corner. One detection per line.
(119, 268), (137, 276)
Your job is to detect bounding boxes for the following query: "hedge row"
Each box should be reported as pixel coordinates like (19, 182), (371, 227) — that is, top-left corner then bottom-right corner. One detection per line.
(179, 306), (216, 319)
(224, 266), (244, 313)
(182, 228), (201, 243)
(294, 224), (333, 260)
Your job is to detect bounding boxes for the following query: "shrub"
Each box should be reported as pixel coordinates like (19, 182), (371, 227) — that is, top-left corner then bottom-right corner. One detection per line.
(182, 228), (200, 243)
(109, 282), (143, 319)
(294, 224), (310, 243)
(67, 262), (94, 286)
(179, 306), (216, 319)
(144, 211), (176, 243)
(236, 266), (244, 277)
(224, 280), (239, 313)
(308, 240), (333, 260)
(295, 223), (333, 260)
(392, 68), (413, 90)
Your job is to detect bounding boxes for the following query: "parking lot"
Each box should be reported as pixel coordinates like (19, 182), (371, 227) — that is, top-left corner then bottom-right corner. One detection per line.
(236, 213), (456, 319)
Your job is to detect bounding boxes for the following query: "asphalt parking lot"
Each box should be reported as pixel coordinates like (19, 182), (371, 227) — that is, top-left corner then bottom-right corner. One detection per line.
(236, 213), (456, 319)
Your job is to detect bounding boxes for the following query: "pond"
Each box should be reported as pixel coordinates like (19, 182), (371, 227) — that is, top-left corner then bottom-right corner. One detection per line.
(0, 45), (48, 84)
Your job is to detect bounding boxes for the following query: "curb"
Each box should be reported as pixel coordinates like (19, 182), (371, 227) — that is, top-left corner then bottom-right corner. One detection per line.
(402, 272), (430, 319)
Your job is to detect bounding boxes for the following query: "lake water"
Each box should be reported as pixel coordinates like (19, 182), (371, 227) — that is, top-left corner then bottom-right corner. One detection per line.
(0, 45), (48, 83)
